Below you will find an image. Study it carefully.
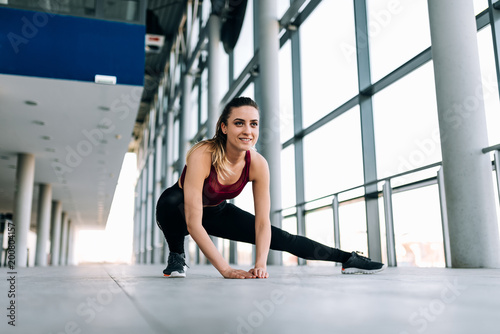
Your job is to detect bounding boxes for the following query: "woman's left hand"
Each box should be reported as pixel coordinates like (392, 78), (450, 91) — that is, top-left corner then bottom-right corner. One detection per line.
(249, 267), (269, 279)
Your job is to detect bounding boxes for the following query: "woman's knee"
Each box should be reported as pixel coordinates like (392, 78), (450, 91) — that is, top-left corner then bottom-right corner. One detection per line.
(270, 227), (295, 250)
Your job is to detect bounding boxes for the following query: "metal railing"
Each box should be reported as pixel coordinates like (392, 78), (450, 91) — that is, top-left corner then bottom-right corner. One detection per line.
(280, 144), (500, 268)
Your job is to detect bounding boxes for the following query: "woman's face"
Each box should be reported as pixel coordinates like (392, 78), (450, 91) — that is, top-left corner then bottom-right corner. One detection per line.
(221, 105), (260, 152)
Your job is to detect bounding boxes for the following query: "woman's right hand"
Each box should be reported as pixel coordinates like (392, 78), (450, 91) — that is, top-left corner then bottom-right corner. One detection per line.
(221, 267), (256, 279)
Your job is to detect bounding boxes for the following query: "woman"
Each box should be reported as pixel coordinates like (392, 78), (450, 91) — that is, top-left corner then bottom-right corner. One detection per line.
(156, 97), (385, 279)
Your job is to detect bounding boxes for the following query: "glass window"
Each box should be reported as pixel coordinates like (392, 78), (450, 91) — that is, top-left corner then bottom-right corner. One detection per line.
(281, 144), (296, 209)
(221, 239), (230, 261)
(300, 0), (358, 129)
(339, 200), (368, 256)
(305, 208), (335, 266)
(173, 119), (179, 162)
(474, 0), (489, 14)
(390, 185), (445, 267)
(5, 0), (97, 17)
(103, 0), (139, 22)
(201, 69), (208, 125)
(477, 26), (500, 146)
(277, 0), (290, 19)
(367, 0), (431, 83)
(234, 182), (254, 214)
(237, 243), (253, 266)
(189, 15), (200, 54)
(201, 0), (211, 27)
(240, 83), (255, 102)
(372, 62), (440, 181)
(219, 43), (229, 95)
(233, 183), (255, 266)
(303, 107), (364, 201)
(188, 235), (197, 264)
(190, 86), (199, 140)
(279, 40), (294, 143)
(233, 0), (254, 79)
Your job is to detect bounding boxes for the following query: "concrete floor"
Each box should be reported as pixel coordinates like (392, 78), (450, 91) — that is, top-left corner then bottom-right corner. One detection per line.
(1, 264), (499, 334)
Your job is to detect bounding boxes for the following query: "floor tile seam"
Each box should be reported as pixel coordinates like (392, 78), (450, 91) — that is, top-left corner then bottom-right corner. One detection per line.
(103, 267), (173, 334)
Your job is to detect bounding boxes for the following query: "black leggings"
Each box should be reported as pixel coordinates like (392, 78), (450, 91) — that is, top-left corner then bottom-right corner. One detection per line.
(155, 183), (351, 263)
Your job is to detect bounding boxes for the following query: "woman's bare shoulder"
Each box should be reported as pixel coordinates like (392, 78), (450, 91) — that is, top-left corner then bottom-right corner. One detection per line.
(250, 149), (268, 165)
(188, 142), (212, 160)
(186, 142), (213, 175)
(249, 150), (269, 180)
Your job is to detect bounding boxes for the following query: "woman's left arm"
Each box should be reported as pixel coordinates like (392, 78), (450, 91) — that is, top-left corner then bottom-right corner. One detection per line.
(250, 153), (272, 278)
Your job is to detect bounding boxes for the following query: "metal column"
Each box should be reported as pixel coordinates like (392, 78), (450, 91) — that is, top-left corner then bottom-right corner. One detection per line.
(332, 195), (341, 266)
(153, 133), (164, 264)
(296, 205), (306, 266)
(428, 0), (500, 267)
(140, 169), (147, 263)
(256, 0), (282, 265)
(14, 153), (35, 267)
(179, 73), (192, 173)
(437, 168), (452, 268)
(290, 18), (307, 266)
(133, 177), (142, 264)
(208, 13), (221, 136)
(35, 183), (52, 266)
(495, 150), (500, 207)
(179, 73), (193, 261)
(145, 155), (154, 263)
(50, 200), (62, 266)
(66, 221), (76, 265)
(354, 0), (382, 262)
(332, 195), (341, 250)
(59, 212), (68, 266)
(382, 181), (397, 267)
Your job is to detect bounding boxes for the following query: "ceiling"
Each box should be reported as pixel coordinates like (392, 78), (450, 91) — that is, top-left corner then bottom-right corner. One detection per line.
(0, 74), (142, 229)
(0, 0), (188, 230)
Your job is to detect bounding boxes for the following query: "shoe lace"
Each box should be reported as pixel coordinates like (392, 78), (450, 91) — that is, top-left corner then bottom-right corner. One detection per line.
(355, 251), (372, 262)
(168, 253), (189, 268)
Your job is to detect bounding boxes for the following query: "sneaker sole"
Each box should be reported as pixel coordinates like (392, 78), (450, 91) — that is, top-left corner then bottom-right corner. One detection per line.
(341, 264), (387, 275)
(164, 270), (186, 278)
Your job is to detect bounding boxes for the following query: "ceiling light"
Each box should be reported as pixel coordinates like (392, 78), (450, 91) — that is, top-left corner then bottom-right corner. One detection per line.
(25, 100), (38, 106)
(33, 120), (45, 126)
(98, 106), (110, 111)
(94, 75), (116, 85)
(41, 135), (51, 140)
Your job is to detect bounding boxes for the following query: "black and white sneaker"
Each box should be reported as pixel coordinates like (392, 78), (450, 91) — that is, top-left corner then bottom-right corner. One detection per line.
(341, 251), (386, 274)
(163, 252), (188, 278)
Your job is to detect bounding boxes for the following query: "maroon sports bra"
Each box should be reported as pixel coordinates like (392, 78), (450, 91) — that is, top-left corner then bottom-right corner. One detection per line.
(179, 150), (251, 206)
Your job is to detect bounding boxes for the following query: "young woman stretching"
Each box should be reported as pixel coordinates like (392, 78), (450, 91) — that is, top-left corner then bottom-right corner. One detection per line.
(156, 97), (385, 278)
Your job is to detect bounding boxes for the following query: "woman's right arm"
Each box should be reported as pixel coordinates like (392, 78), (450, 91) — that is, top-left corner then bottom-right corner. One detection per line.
(183, 146), (255, 279)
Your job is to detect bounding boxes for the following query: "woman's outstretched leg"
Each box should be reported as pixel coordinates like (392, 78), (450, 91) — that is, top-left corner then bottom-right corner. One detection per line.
(202, 202), (385, 273)
(202, 202), (350, 262)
